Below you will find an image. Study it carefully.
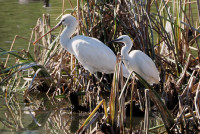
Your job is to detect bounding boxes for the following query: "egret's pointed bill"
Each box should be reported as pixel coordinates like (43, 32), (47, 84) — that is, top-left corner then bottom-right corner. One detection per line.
(33, 20), (62, 45)
(106, 37), (123, 44)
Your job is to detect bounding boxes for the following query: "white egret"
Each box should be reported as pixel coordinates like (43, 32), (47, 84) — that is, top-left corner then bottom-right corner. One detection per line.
(33, 14), (130, 78)
(111, 35), (160, 85)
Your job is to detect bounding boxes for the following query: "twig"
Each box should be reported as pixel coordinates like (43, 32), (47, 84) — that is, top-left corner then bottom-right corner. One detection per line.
(144, 89), (149, 134)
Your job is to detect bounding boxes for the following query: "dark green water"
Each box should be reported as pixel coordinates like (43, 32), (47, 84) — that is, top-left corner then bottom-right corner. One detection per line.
(0, 0), (75, 65)
(0, 0), (54, 50)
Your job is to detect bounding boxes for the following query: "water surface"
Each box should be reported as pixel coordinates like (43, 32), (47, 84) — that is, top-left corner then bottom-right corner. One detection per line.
(0, 0), (74, 63)
(0, 91), (88, 133)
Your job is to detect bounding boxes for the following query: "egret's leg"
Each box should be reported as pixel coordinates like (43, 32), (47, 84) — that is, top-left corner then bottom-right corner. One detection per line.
(92, 73), (110, 91)
(92, 74), (97, 87)
(99, 73), (105, 83)
(93, 73), (101, 81)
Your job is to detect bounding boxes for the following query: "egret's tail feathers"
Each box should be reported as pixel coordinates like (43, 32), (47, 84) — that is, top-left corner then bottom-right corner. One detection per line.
(148, 76), (160, 85)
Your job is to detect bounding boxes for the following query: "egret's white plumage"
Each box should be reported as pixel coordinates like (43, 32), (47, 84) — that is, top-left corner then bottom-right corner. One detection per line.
(34, 14), (129, 77)
(112, 35), (160, 85)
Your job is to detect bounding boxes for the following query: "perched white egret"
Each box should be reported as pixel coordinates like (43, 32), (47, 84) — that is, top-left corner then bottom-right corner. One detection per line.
(111, 35), (160, 85)
(34, 14), (129, 78)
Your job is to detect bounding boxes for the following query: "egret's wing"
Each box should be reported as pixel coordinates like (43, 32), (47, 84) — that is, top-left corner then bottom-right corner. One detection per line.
(129, 50), (159, 80)
(139, 54), (159, 81)
(129, 50), (155, 69)
(71, 36), (116, 73)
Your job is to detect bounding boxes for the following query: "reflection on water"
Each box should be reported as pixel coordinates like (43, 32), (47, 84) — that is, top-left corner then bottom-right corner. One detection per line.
(0, 91), (163, 133)
(0, 91), (88, 133)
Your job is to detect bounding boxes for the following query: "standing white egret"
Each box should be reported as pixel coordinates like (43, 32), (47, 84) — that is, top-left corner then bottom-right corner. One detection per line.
(33, 14), (129, 78)
(111, 35), (160, 85)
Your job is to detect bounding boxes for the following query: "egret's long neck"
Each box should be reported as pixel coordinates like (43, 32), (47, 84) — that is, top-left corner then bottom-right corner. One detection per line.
(60, 23), (77, 42)
(121, 40), (132, 60)
(60, 22), (77, 53)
